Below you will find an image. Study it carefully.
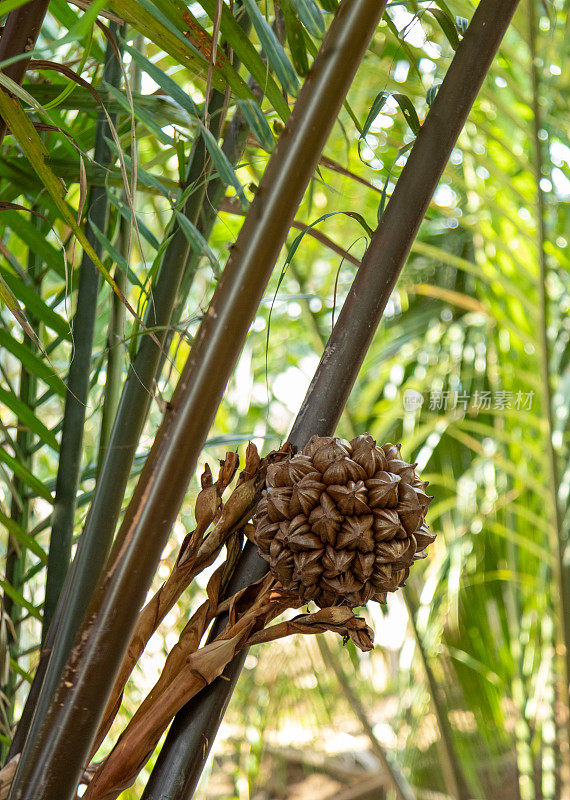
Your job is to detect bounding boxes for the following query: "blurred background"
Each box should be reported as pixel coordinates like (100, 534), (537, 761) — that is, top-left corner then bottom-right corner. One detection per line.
(0, 1), (569, 799)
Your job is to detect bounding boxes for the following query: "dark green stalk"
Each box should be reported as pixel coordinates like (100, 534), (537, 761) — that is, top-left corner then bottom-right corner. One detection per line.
(170, 15), (275, 331)
(9, 4), (387, 797)
(41, 26), (123, 640)
(0, 0), (50, 146)
(145, 3), (520, 796)
(97, 32), (136, 477)
(527, 0), (570, 746)
(317, 636), (416, 800)
(288, 1), (519, 447)
(2, 378), (33, 757)
(96, 265), (126, 476)
(7, 23), (124, 764)
(0, 220), (41, 761)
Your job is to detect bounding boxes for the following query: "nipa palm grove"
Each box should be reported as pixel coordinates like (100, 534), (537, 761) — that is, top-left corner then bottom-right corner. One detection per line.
(0, 0), (568, 799)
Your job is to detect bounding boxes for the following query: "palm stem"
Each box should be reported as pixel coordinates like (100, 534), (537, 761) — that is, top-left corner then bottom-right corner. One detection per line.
(96, 265), (126, 476)
(96, 34), (138, 476)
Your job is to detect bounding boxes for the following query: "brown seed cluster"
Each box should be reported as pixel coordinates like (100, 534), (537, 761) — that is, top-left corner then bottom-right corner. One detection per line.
(253, 435), (435, 609)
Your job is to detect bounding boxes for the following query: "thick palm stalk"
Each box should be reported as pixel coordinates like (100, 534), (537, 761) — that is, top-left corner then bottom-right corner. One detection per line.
(144, 2), (521, 796)
(40, 89), (227, 645)
(0, 0), (50, 146)
(41, 26), (123, 639)
(9, 4), (387, 798)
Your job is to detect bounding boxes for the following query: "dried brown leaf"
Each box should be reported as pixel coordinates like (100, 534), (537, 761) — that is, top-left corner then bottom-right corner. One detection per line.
(218, 451), (239, 492)
(0, 755), (18, 800)
(246, 606), (374, 651)
(201, 463), (214, 489)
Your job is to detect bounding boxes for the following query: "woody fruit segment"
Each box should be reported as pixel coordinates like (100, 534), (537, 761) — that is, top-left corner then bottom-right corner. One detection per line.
(254, 434), (435, 608)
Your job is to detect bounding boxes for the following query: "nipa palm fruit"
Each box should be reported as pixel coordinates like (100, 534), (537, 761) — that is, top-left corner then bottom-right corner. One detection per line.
(253, 435), (435, 608)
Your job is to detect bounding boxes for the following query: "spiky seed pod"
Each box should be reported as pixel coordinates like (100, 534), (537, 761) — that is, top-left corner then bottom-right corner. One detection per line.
(253, 434), (435, 609)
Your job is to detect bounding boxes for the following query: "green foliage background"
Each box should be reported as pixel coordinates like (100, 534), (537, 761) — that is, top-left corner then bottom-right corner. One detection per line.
(0, 0), (568, 798)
